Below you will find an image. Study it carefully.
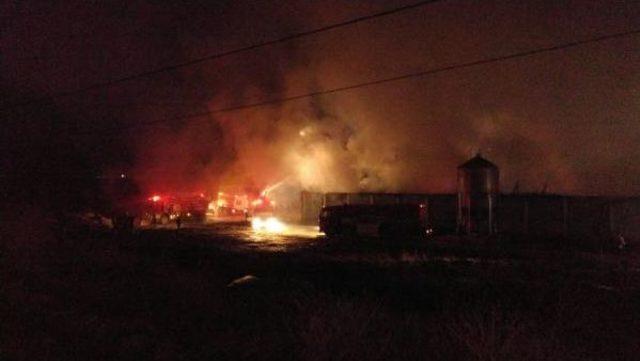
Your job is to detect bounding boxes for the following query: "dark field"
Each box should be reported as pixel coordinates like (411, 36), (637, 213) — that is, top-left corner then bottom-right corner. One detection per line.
(3, 217), (640, 361)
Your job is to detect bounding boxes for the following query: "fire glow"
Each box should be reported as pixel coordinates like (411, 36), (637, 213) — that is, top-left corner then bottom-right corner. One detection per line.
(251, 216), (286, 233)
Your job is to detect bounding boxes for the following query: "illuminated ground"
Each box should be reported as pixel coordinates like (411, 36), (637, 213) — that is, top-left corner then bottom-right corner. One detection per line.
(152, 221), (323, 253)
(145, 222), (640, 270)
(197, 222), (321, 250)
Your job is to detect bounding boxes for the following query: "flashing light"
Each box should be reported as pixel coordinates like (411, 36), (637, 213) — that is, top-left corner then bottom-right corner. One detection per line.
(149, 195), (161, 202)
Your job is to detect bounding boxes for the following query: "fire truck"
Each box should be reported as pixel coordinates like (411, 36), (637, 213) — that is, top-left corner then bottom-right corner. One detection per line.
(205, 190), (276, 223)
(141, 193), (209, 225)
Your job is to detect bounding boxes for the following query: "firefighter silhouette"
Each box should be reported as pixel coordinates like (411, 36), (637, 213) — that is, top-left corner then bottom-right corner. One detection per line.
(175, 214), (182, 229)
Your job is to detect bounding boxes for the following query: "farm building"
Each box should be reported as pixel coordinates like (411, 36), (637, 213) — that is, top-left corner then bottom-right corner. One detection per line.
(299, 155), (640, 243)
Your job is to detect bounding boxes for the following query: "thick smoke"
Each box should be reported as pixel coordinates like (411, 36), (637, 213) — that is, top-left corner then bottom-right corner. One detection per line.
(201, 73), (580, 195)
(129, 1), (640, 197)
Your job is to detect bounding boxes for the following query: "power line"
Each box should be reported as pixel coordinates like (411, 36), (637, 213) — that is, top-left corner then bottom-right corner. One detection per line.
(100, 27), (640, 133)
(1, 0), (445, 111)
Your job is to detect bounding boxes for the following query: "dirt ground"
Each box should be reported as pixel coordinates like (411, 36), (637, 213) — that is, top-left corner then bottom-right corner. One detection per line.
(3, 220), (640, 360)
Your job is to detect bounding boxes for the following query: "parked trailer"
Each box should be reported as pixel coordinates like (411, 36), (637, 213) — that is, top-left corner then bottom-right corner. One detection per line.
(319, 204), (429, 238)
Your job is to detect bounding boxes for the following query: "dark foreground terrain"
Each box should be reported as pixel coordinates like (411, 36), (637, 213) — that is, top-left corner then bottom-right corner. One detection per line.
(3, 215), (640, 361)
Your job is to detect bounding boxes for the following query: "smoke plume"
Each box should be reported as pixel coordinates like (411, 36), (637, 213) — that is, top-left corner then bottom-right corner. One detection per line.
(126, 0), (640, 196)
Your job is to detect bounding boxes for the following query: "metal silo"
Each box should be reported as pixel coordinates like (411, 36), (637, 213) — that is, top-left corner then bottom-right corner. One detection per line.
(457, 154), (499, 235)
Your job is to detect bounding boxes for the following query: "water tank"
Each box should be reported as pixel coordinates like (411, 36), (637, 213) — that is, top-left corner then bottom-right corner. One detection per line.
(457, 154), (499, 235)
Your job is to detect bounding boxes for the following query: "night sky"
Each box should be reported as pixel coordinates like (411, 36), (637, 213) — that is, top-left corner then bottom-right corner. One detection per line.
(2, 0), (639, 207)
